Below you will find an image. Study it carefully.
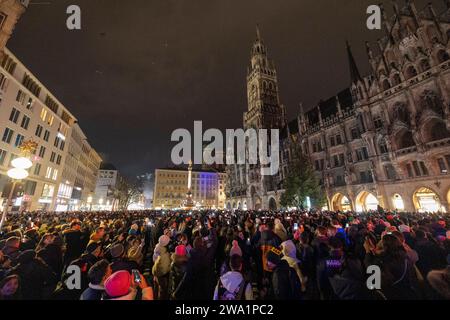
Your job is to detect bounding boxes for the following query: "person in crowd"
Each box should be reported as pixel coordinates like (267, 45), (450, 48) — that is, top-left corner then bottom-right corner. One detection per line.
(214, 254), (253, 300)
(0, 274), (21, 300)
(2, 237), (21, 263)
(103, 270), (153, 300)
(8, 249), (57, 300)
(281, 240), (307, 292)
(89, 227), (106, 245)
(152, 235), (172, 300)
(109, 243), (139, 274)
(63, 220), (87, 266)
(168, 245), (191, 300)
(37, 235), (64, 280)
(265, 247), (302, 300)
(414, 229), (447, 278)
(0, 208), (448, 301)
(80, 259), (112, 300)
(365, 233), (423, 300)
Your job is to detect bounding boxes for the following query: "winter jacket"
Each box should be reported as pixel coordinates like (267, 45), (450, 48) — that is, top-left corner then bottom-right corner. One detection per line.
(152, 246), (171, 278)
(168, 254), (191, 300)
(63, 229), (87, 265)
(213, 271), (253, 300)
(37, 243), (64, 279)
(80, 283), (104, 300)
(269, 260), (302, 300)
(9, 252), (58, 300)
(414, 239), (447, 277)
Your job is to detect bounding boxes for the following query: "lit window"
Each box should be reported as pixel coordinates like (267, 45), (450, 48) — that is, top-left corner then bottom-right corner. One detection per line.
(40, 108), (47, 122)
(45, 166), (52, 179)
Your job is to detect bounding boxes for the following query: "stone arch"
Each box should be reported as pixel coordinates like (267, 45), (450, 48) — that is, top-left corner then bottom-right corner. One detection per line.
(392, 102), (410, 124)
(251, 185), (262, 210)
(392, 193), (405, 211)
(268, 197), (277, 210)
(419, 58), (431, 71)
(232, 202), (236, 209)
(226, 202), (232, 210)
(355, 191), (379, 212)
(381, 78), (391, 91)
(331, 193), (352, 211)
(392, 73), (402, 86)
(413, 187), (442, 212)
(243, 201), (247, 210)
(437, 49), (449, 63)
(404, 64), (418, 79)
(421, 117), (450, 143)
(395, 128), (415, 150)
(420, 90), (444, 115)
(237, 201), (242, 210)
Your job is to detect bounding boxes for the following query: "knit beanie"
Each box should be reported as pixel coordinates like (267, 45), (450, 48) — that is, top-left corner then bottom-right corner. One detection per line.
(109, 243), (125, 258)
(158, 235), (170, 247)
(175, 245), (187, 257)
(229, 240), (242, 257)
(104, 270), (131, 298)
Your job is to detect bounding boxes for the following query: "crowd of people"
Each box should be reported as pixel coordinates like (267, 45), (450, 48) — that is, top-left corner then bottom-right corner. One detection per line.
(0, 208), (449, 300)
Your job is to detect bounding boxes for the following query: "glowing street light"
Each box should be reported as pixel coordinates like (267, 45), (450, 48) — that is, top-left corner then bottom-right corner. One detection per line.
(1, 157), (31, 229)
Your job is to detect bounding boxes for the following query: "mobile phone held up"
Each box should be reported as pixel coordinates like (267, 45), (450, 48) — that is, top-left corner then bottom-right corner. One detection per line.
(132, 269), (141, 284)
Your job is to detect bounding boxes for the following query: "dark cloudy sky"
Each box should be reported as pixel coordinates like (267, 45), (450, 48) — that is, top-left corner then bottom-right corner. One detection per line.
(8, 0), (444, 176)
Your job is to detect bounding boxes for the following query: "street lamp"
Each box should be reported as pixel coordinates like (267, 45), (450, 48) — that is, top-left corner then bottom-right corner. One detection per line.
(0, 157), (31, 229)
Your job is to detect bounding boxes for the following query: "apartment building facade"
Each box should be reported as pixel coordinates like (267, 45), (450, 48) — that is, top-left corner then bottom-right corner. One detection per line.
(154, 167), (226, 210)
(0, 49), (100, 211)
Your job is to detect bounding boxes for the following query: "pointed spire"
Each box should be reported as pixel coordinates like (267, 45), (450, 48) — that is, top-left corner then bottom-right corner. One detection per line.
(380, 3), (391, 32)
(256, 24), (261, 41)
(346, 41), (362, 84)
(392, 0), (400, 16)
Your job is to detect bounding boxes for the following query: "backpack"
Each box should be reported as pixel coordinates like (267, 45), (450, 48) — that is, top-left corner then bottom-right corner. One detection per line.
(217, 278), (247, 300)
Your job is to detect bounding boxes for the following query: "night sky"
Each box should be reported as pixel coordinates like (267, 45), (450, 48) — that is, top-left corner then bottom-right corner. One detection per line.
(7, 0), (444, 176)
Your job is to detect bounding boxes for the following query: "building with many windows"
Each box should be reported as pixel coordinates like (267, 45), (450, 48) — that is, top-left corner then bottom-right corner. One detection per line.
(60, 123), (102, 211)
(227, 2), (450, 213)
(288, 1), (450, 213)
(93, 163), (124, 211)
(0, 48), (101, 211)
(153, 167), (226, 210)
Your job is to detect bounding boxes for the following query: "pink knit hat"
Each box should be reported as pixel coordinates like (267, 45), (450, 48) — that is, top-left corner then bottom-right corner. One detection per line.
(175, 245), (187, 257)
(104, 270), (131, 298)
(230, 240), (242, 257)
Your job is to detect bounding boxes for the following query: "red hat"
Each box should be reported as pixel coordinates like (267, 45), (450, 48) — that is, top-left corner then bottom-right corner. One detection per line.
(104, 271), (131, 298)
(175, 245), (187, 257)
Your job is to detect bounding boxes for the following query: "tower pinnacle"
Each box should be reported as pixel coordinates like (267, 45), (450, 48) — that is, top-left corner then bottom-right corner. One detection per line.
(346, 41), (362, 84)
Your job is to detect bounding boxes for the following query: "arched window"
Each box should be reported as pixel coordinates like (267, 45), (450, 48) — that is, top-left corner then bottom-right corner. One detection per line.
(379, 140), (388, 154)
(420, 59), (431, 71)
(437, 49), (450, 63)
(421, 90), (443, 115)
(382, 79), (391, 91)
(398, 130), (415, 149)
(392, 73), (402, 85)
(405, 65), (417, 79)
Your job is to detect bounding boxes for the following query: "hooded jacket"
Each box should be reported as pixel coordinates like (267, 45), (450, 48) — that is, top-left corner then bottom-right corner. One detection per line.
(168, 254), (191, 300)
(213, 271), (253, 300)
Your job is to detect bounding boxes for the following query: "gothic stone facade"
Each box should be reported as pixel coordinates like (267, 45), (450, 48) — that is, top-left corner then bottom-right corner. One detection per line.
(297, 1), (450, 213)
(226, 27), (286, 210)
